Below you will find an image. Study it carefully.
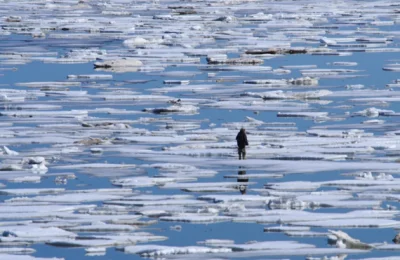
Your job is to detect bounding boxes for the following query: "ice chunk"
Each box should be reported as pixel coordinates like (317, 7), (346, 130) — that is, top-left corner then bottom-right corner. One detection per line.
(352, 107), (395, 117)
(66, 222), (135, 232)
(320, 37), (337, 45)
(197, 239), (235, 246)
(162, 182), (255, 190)
(265, 181), (321, 191)
(228, 241), (315, 251)
(26, 193), (124, 203)
(0, 226), (76, 239)
(160, 214), (233, 223)
(375, 244), (400, 250)
(0, 255), (63, 259)
(47, 234), (167, 248)
(277, 112), (329, 119)
(142, 105), (198, 115)
(85, 247), (106, 254)
(53, 163), (136, 170)
(111, 175), (197, 188)
(124, 244), (232, 256)
(94, 58), (143, 69)
(105, 199), (206, 207)
(264, 226), (310, 232)
(2, 146), (19, 156)
(67, 74), (112, 80)
(0, 248), (36, 254)
(328, 230), (372, 249)
(293, 218), (400, 228)
(198, 194), (272, 203)
(0, 188), (64, 195)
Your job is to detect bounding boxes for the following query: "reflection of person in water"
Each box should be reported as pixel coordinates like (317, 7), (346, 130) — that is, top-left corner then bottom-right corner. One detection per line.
(237, 169), (248, 195)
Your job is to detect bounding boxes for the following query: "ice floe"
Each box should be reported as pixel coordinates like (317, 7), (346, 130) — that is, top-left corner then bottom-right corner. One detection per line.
(293, 218), (400, 228)
(328, 230), (372, 249)
(94, 58), (143, 73)
(123, 245), (232, 256)
(0, 256), (63, 260)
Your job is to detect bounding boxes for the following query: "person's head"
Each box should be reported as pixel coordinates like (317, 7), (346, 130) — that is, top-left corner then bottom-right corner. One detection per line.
(240, 127), (245, 133)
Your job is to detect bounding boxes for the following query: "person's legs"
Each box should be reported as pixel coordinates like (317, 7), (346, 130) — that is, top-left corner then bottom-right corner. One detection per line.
(238, 147), (242, 160)
(242, 147), (246, 160)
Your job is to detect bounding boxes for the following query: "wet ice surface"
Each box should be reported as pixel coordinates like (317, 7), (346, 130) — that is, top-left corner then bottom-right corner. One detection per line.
(1, 1), (400, 260)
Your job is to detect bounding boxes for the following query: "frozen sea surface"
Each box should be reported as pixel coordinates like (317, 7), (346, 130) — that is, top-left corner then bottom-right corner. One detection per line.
(1, 0), (400, 260)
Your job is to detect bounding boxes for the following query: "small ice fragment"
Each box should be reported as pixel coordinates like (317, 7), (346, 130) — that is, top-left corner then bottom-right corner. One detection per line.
(352, 107), (394, 117)
(6, 16), (22, 22)
(85, 247), (106, 253)
(264, 226), (310, 232)
(2, 146), (18, 155)
(30, 161), (48, 174)
(67, 74), (112, 80)
(22, 157), (45, 165)
(320, 37), (337, 45)
(55, 176), (67, 185)
(90, 148), (103, 154)
(0, 164), (23, 171)
(333, 62), (358, 66)
(328, 230), (373, 249)
(94, 58), (143, 69)
(170, 225), (182, 232)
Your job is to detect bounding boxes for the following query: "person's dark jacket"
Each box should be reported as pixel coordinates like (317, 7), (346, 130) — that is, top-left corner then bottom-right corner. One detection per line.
(236, 129), (248, 149)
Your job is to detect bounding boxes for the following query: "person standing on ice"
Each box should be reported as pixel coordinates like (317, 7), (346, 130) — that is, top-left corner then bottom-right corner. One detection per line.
(236, 127), (249, 160)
